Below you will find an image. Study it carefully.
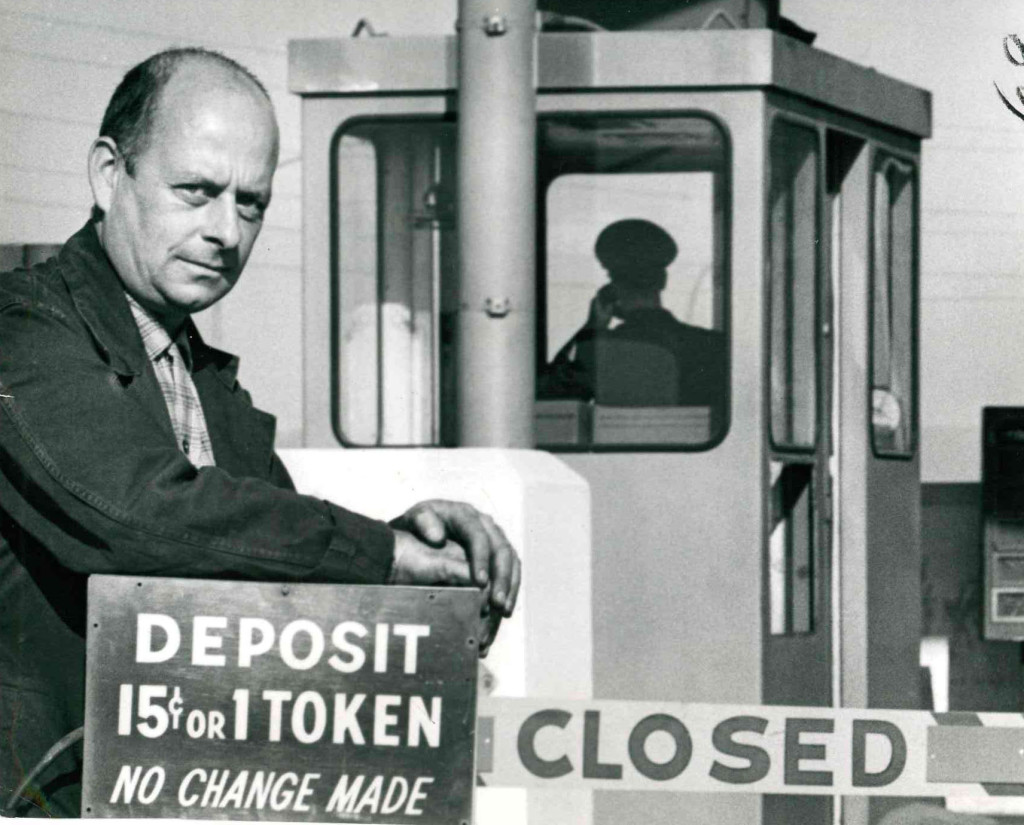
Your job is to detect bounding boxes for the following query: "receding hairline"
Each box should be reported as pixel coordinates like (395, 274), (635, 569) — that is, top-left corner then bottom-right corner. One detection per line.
(98, 48), (276, 169)
(167, 51), (270, 98)
(150, 54), (276, 129)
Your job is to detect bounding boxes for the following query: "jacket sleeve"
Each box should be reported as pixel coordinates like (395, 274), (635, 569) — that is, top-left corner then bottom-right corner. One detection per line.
(0, 294), (394, 584)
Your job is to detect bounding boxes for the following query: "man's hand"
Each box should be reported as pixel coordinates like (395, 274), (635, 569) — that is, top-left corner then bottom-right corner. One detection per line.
(388, 500), (521, 655)
(388, 500), (520, 614)
(586, 283), (617, 330)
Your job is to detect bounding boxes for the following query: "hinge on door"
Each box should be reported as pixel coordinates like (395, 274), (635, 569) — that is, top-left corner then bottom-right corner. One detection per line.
(822, 475), (834, 526)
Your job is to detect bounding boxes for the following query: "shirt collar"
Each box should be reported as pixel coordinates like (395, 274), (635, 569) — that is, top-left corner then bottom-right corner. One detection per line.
(125, 292), (197, 373)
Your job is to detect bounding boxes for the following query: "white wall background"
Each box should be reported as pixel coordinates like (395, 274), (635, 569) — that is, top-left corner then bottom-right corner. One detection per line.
(782, 0), (1024, 481)
(2, 1), (1022, 476)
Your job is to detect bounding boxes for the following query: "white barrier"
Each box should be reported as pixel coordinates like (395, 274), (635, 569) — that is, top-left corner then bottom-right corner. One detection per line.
(478, 697), (1024, 799)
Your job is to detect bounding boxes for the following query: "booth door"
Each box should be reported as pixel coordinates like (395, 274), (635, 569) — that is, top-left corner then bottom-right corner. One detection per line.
(762, 117), (834, 825)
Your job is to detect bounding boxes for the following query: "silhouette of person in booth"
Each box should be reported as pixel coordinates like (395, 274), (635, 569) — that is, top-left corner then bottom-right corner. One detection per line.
(539, 219), (726, 410)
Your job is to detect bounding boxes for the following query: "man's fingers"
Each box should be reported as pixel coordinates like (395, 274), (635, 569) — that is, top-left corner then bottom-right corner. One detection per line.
(437, 557), (472, 586)
(422, 541), (472, 585)
(393, 500), (521, 617)
(506, 551), (522, 615)
(479, 515), (517, 614)
(433, 501), (492, 588)
(410, 506), (447, 546)
(479, 611), (502, 658)
(391, 503), (447, 546)
(391, 531), (472, 586)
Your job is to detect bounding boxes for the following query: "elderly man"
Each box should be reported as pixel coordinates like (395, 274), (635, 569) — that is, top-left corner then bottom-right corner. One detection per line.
(0, 48), (519, 816)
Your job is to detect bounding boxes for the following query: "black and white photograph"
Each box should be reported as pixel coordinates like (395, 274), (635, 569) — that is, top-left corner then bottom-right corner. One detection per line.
(1, 1), (1023, 823)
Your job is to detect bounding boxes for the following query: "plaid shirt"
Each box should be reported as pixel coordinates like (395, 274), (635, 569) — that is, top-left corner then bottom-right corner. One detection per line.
(125, 294), (216, 468)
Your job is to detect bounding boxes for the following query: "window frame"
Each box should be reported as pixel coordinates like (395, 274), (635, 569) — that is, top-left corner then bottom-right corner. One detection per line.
(328, 111), (733, 452)
(765, 115), (824, 456)
(329, 114), (457, 448)
(867, 147), (919, 461)
(535, 109), (733, 454)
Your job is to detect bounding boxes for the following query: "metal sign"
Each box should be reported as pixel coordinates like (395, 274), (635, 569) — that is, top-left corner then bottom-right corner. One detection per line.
(476, 698), (1024, 798)
(82, 575), (481, 823)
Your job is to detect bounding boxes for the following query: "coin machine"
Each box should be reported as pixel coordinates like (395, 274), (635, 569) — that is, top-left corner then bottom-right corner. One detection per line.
(285, 1), (930, 823)
(982, 408), (1024, 641)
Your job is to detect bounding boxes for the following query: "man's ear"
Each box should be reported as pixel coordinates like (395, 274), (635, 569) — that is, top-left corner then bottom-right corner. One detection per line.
(87, 137), (121, 215)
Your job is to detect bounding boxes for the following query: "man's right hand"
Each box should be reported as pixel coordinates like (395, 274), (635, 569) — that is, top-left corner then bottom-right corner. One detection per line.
(587, 282), (617, 330)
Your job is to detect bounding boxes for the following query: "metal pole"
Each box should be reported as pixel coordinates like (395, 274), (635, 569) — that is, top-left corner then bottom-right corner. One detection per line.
(456, 0), (537, 447)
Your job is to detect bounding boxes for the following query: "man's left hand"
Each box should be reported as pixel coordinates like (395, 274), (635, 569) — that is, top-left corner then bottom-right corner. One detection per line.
(388, 499), (520, 636)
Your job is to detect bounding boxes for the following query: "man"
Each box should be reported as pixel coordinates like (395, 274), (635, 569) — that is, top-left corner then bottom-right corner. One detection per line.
(539, 218), (726, 411)
(0, 48), (519, 816)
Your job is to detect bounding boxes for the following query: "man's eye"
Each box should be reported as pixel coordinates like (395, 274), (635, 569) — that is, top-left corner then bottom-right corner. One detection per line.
(237, 199), (267, 222)
(177, 185), (212, 205)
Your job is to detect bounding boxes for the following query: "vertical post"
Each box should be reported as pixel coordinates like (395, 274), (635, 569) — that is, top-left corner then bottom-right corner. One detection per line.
(456, 0), (537, 447)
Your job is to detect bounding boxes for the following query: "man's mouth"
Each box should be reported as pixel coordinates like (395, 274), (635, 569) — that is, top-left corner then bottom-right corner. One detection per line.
(181, 258), (230, 274)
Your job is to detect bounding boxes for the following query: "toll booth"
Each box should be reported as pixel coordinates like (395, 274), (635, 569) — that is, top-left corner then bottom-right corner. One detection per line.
(289, 22), (929, 825)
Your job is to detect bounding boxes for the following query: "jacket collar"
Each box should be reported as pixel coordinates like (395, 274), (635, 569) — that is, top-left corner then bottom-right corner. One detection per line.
(57, 222), (240, 387)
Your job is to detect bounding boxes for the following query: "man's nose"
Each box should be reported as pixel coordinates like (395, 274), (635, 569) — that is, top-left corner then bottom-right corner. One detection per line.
(203, 195), (241, 249)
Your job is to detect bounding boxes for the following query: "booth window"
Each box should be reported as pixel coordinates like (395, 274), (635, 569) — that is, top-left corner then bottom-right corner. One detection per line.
(768, 120), (820, 452)
(332, 120), (456, 446)
(871, 153), (917, 458)
(535, 115), (730, 450)
(766, 119), (820, 636)
(332, 115), (730, 450)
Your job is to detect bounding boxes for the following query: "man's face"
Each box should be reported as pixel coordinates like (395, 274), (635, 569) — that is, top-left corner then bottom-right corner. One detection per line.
(98, 65), (279, 325)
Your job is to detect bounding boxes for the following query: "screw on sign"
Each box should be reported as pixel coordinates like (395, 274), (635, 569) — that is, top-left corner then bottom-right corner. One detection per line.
(995, 34), (1024, 122)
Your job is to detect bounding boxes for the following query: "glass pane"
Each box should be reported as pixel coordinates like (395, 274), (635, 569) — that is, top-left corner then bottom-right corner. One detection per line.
(871, 154), (916, 457)
(769, 462), (815, 636)
(336, 133), (379, 445)
(768, 120), (820, 450)
(994, 590), (1024, 621)
(995, 556), (1024, 583)
(546, 174), (716, 354)
(334, 121), (456, 446)
(535, 116), (729, 450)
(992, 425), (1024, 516)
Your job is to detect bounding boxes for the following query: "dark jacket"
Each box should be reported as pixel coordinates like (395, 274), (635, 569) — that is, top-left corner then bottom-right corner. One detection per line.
(0, 223), (395, 815)
(539, 307), (727, 408)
